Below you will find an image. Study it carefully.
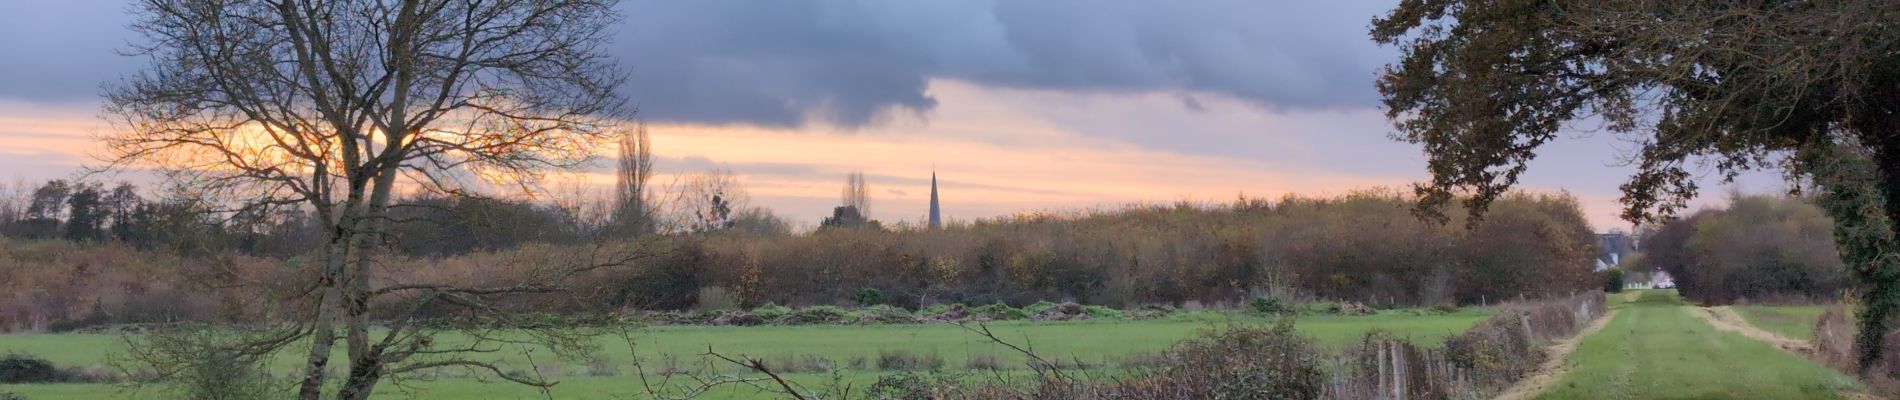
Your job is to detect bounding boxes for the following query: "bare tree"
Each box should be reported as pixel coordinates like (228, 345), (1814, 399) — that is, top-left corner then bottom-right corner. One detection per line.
(100, 1), (635, 399)
(841, 171), (869, 219)
(667, 170), (747, 233)
(612, 121), (656, 236)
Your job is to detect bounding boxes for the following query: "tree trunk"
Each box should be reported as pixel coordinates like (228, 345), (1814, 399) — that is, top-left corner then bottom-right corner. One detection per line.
(337, 164), (401, 400)
(298, 234), (352, 400)
(1861, 123), (1900, 373)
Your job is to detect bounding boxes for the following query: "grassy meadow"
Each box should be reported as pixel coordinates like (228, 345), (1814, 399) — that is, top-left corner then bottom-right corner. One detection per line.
(1735, 305), (1829, 342)
(1536, 290), (1858, 399)
(0, 309), (1489, 399)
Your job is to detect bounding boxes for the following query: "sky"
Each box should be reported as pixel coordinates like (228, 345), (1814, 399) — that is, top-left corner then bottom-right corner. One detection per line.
(0, 1), (1784, 231)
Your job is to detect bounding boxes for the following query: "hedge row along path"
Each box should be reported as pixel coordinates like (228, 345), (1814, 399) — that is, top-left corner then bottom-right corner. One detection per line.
(1524, 290), (1864, 400)
(1492, 291), (1632, 400)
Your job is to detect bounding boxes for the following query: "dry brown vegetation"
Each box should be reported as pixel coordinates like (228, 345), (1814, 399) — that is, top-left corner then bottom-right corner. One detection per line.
(0, 190), (1600, 332)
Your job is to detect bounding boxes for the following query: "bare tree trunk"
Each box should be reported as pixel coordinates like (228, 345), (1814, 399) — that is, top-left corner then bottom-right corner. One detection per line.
(338, 155), (403, 400)
(297, 239), (348, 400)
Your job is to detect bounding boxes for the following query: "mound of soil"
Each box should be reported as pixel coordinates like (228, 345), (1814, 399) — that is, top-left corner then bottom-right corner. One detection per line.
(1033, 302), (1088, 321)
(710, 311), (764, 326)
(922, 304), (980, 322)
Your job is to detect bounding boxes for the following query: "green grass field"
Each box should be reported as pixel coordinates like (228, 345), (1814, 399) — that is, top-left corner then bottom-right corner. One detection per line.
(1735, 305), (1829, 341)
(0, 310), (1489, 399)
(1537, 290), (1858, 399)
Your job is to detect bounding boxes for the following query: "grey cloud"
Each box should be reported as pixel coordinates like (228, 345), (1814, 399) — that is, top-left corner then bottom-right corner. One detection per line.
(0, 3), (137, 102)
(615, 0), (1397, 127)
(0, 2), (1398, 128)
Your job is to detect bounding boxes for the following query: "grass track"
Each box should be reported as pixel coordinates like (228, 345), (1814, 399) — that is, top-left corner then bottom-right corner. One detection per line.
(1536, 290), (1858, 400)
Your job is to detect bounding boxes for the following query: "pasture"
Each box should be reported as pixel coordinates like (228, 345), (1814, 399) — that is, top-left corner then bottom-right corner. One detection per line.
(1734, 305), (1829, 342)
(0, 309), (1489, 399)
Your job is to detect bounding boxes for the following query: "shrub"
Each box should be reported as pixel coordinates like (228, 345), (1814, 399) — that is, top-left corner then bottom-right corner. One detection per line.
(875, 350), (944, 371)
(0, 354), (63, 383)
(1301, 301), (1341, 315)
(1022, 301), (1060, 315)
(122, 327), (281, 400)
(969, 302), (1028, 320)
(1146, 320), (1325, 398)
(964, 353), (1002, 371)
(1251, 296), (1293, 314)
(693, 286), (738, 312)
(851, 287), (885, 306)
(760, 354), (835, 374)
(864, 371), (964, 399)
(1602, 269), (1625, 293)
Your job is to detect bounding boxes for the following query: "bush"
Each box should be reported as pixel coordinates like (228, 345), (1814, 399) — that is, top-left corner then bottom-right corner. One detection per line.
(853, 305), (917, 324)
(1602, 269), (1625, 293)
(693, 287), (739, 312)
(969, 302), (1028, 320)
(864, 371), (964, 399)
(0, 354), (63, 383)
(123, 326), (280, 400)
(875, 350), (944, 371)
(964, 353), (1002, 371)
(1300, 301), (1341, 315)
(1083, 305), (1124, 319)
(1022, 301), (1060, 315)
(851, 287), (885, 306)
(1144, 320), (1325, 398)
(1251, 296), (1293, 314)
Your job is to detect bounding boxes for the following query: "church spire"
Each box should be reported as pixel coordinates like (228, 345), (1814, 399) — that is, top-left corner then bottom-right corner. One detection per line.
(928, 170), (941, 230)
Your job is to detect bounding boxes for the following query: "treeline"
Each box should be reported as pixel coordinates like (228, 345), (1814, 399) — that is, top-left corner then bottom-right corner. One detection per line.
(0, 189), (1603, 331)
(668, 190), (1600, 310)
(0, 179), (650, 258)
(1637, 195), (1847, 304)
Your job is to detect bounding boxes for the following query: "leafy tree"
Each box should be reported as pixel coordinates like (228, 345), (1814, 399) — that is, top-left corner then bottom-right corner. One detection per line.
(62, 183), (107, 242)
(103, 183), (145, 242)
(15, 180), (71, 239)
(1375, 0), (1900, 371)
(820, 205), (876, 230)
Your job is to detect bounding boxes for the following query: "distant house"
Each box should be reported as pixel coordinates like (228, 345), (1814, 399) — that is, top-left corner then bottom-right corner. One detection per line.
(1624, 270), (1676, 290)
(1595, 231), (1636, 271)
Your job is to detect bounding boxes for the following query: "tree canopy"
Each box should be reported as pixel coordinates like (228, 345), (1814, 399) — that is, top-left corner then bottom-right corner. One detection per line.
(1374, 0), (1900, 370)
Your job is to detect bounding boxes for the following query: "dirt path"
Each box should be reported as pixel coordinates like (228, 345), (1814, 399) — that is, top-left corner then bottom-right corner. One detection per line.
(1690, 306), (1812, 354)
(1489, 291), (1632, 400)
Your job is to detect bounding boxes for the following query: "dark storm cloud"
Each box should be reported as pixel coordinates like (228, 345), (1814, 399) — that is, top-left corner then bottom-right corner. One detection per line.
(0, 2), (1396, 127)
(614, 0), (1397, 127)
